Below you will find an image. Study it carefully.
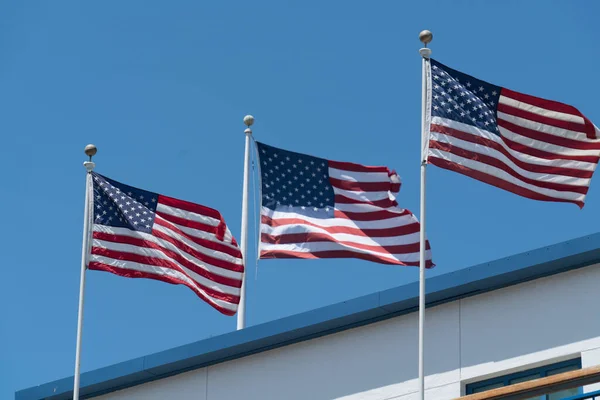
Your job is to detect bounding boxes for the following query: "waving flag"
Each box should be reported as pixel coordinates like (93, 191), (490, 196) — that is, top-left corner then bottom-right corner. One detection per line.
(428, 59), (600, 208)
(89, 172), (244, 316)
(256, 142), (432, 266)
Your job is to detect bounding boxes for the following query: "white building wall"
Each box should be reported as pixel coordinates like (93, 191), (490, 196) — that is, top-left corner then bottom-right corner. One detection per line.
(97, 263), (600, 400)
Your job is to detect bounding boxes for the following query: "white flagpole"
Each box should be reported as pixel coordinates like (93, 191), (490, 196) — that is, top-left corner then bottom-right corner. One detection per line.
(237, 115), (254, 330)
(418, 30), (432, 400)
(73, 144), (97, 400)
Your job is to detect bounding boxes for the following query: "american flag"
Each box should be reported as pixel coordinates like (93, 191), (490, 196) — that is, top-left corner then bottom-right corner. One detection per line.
(88, 172), (244, 316)
(256, 142), (432, 266)
(428, 59), (600, 208)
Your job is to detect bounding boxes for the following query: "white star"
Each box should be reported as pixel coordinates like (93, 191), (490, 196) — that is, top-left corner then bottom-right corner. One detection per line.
(151, 198), (156, 203)
(466, 82), (472, 87)
(492, 90), (497, 96)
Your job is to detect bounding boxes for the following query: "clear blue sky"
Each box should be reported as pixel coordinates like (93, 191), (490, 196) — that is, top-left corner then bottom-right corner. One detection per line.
(2, 1), (599, 398)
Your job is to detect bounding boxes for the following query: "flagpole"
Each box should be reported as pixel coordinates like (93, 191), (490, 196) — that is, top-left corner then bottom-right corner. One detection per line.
(73, 144), (97, 400)
(418, 30), (432, 400)
(237, 115), (254, 330)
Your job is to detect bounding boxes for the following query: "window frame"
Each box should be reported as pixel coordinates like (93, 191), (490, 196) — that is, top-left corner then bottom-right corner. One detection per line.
(466, 358), (583, 397)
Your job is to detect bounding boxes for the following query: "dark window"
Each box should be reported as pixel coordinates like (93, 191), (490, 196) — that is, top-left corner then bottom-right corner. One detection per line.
(466, 359), (582, 399)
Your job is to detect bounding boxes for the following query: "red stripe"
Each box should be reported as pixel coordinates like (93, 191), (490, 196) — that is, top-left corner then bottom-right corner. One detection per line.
(427, 157), (584, 208)
(334, 194), (399, 208)
(151, 226), (244, 272)
(501, 88), (597, 139)
(328, 160), (390, 173)
(261, 214), (420, 237)
(259, 249), (434, 268)
(497, 102), (588, 134)
(497, 118), (600, 151)
(156, 212), (228, 242)
(158, 195), (226, 240)
(330, 177), (401, 193)
(261, 232), (429, 253)
(334, 208), (411, 221)
(430, 123), (598, 171)
(90, 247), (240, 304)
(93, 231), (242, 288)
(429, 140), (589, 194)
(159, 195), (223, 220)
(154, 217), (242, 259)
(88, 262), (236, 316)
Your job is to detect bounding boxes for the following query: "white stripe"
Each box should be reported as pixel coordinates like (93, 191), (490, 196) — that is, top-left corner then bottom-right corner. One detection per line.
(156, 203), (221, 227)
(93, 239), (241, 295)
(335, 202), (400, 213)
(260, 242), (429, 263)
(431, 117), (597, 171)
(328, 167), (391, 183)
(332, 189), (391, 203)
(89, 254), (238, 311)
(430, 131), (591, 186)
(261, 223), (420, 247)
(156, 204), (234, 244)
(499, 95), (585, 124)
(93, 225), (243, 279)
(428, 148), (586, 202)
(499, 125), (600, 158)
(159, 217), (237, 250)
(262, 207), (415, 230)
(497, 111), (595, 142)
(153, 220), (243, 266)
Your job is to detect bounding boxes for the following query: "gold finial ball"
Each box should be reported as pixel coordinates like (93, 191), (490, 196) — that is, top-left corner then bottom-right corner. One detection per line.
(84, 144), (97, 157)
(243, 115), (254, 127)
(419, 30), (433, 45)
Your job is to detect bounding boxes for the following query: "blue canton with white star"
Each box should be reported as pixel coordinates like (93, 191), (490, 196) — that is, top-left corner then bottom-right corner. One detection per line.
(431, 59), (501, 134)
(92, 172), (158, 234)
(256, 142), (335, 212)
